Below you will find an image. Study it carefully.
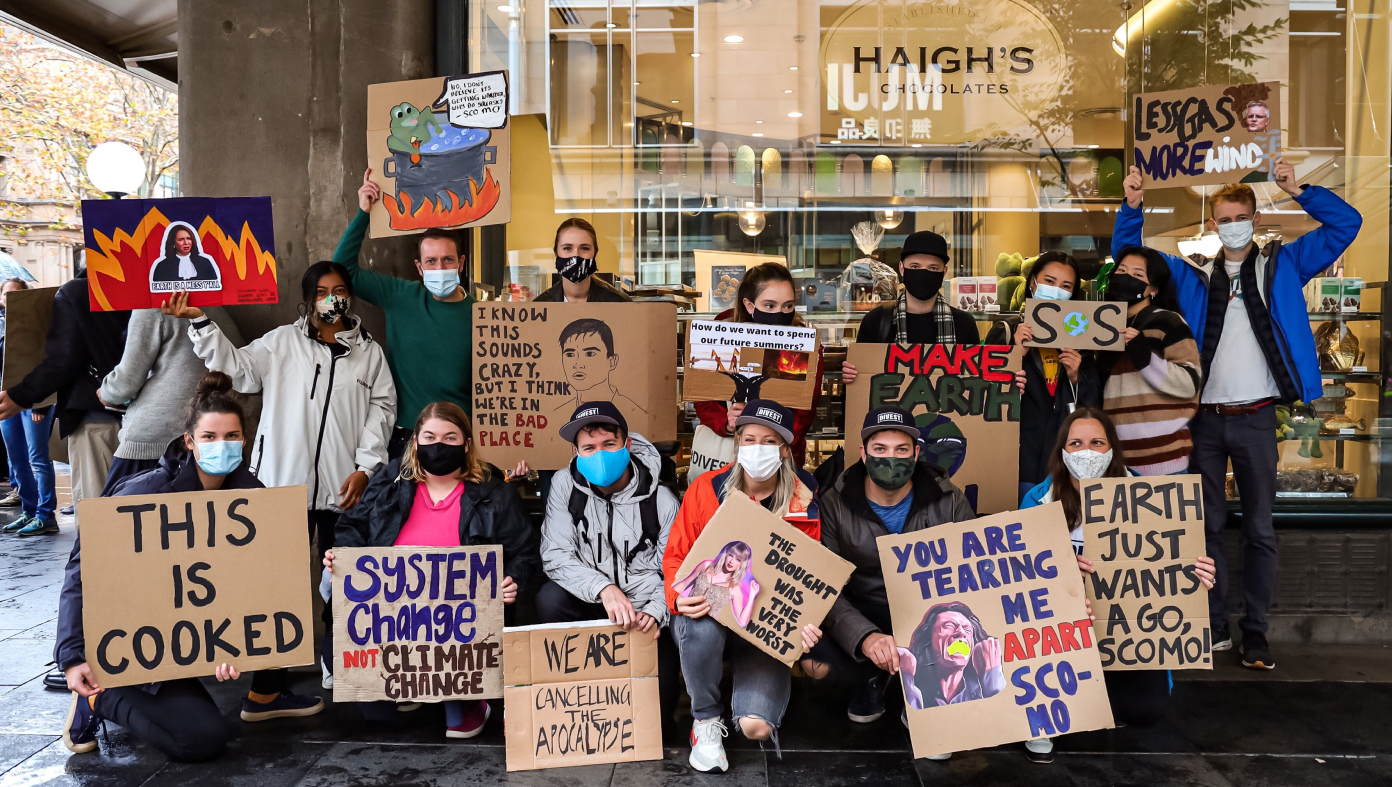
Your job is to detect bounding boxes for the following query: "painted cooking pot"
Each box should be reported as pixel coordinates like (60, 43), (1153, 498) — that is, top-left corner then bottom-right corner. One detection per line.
(383, 127), (495, 205)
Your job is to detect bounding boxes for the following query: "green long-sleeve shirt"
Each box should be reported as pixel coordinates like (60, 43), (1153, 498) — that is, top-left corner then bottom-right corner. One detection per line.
(332, 210), (474, 427)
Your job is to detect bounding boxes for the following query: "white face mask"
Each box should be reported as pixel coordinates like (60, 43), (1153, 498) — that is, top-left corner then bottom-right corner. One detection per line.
(1033, 283), (1072, 301)
(1061, 448), (1113, 480)
(1217, 220), (1254, 250)
(737, 444), (782, 482)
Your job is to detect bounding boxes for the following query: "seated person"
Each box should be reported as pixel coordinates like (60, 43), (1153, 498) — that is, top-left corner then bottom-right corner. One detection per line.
(324, 402), (539, 739)
(806, 406), (974, 727)
(59, 373), (322, 762)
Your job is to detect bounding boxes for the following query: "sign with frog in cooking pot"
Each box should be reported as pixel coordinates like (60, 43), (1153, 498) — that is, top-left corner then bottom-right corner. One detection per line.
(366, 70), (512, 238)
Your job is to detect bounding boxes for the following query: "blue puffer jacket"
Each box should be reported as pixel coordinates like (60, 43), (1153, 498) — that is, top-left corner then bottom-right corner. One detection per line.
(1111, 185), (1362, 403)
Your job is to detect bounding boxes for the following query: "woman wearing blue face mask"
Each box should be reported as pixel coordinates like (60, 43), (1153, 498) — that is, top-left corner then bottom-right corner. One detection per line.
(56, 373), (323, 763)
(984, 252), (1103, 500)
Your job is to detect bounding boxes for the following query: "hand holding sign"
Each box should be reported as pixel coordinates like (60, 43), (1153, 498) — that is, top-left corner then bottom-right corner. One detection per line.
(1124, 165), (1144, 208)
(1272, 157), (1300, 196)
(1022, 299), (1127, 351)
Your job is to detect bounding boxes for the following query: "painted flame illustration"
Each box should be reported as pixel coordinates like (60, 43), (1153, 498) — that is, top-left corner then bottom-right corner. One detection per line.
(383, 170), (502, 231)
(776, 351), (810, 377)
(86, 207), (278, 311)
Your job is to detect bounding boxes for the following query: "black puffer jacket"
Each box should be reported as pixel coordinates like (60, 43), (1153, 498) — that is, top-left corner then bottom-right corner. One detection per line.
(55, 437), (264, 671)
(334, 457), (541, 592)
(819, 460), (975, 660)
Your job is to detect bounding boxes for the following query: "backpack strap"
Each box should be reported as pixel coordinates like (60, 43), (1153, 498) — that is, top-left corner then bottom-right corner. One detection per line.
(567, 481), (591, 544)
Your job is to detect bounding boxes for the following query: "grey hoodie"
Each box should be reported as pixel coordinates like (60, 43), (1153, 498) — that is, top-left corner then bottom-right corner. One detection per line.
(540, 434), (678, 625)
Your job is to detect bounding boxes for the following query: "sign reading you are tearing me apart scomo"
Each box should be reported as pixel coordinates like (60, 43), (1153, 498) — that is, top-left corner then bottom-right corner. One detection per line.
(1133, 80), (1281, 189)
(878, 502), (1114, 759)
(1021, 299), (1127, 351)
(78, 487), (314, 689)
(682, 319), (820, 410)
(844, 343), (1023, 515)
(671, 492), (854, 666)
(1080, 476), (1212, 671)
(331, 546), (504, 703)
(503, 621), (663, 771)
(471, 302), (677, 470)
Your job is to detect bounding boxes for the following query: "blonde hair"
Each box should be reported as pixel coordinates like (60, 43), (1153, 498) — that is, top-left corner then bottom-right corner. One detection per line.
(397, 402), (489, 484)
(720, 426), (800, 515)
(1211, 183), (1257, 215)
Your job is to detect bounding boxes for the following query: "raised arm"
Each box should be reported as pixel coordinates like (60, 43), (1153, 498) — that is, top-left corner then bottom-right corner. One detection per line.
(170, 292), (273, 394)
(333, 170), (417, 308)
(1116, 166), (1201, 293)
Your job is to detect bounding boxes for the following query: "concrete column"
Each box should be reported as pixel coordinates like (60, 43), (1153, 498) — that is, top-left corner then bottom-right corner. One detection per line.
(177, 0), (433, 340)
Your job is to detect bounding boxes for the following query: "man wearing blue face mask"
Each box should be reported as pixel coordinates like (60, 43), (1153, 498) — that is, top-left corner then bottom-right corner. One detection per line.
(538, 402), (681, 727)
(1115, 159), (1363, 672)
(335, 169), (475, 458)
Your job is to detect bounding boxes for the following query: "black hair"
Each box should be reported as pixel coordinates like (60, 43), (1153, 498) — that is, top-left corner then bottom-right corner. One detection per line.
(183, 371), (246, 436)
(1112, 245), (1180, 312)
(2, 277), (31, 291)
(908, 601), (991, 670)
(300, 260), (355, 302)
(419, 228), (463, 259)
(558, 318), (615, 356)
(163, 223), (198, 259)
(574, 422), (628, 444)
(1027, 251), (1080, 298)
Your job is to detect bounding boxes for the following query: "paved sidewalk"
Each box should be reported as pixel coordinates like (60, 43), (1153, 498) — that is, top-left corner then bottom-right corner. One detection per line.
(1, 477), (1389, 786)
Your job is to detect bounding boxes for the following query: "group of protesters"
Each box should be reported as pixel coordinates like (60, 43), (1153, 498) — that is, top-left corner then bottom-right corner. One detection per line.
(8, 157), (1358, 772)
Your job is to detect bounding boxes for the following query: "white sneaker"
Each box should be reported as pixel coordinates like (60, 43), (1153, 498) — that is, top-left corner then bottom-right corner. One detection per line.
(1025, 737), (1054, 763)
(1212, 638), (1233, 652)
(688, 718), (729, 773)
(320, 658), (333, 690)
(398, 702), (423, 713)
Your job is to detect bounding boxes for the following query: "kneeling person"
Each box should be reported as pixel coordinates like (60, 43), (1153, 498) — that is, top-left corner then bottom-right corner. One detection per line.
(810, 406), (975, 726)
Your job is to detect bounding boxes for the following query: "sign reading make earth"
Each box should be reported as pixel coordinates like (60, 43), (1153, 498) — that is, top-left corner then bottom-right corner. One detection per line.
(1133, 81), (1282, 188)
(1021, 299), (1126, 351)
(819, 0), (1069, 146)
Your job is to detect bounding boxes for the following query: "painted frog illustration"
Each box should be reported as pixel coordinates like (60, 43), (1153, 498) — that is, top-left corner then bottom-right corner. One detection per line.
(387, 102), (443, 168)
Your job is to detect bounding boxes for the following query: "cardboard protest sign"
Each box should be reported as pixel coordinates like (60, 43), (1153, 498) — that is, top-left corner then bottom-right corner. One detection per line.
(330, 545), (504, 702)
(672, 493), (853, 665)
(1133, 81), (1282, 188)
(1021, 299), (1127, 351)
(367, 71), (511, 238)
(77, 486), (314, 688)
(82, 197), (278, 312)
(844, 343), (1022, 515)
(471, 302), (677, 469)
(879, 502), (1114, 758)
(1079, 476), (1212, 671)
(1, 287), (57, 407)
(682, 319), (820, 410)
(502, 621), (663, 771)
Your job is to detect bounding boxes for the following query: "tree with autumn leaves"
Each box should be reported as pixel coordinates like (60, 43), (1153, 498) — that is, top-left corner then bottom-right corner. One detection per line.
(0, 22), (178, 224)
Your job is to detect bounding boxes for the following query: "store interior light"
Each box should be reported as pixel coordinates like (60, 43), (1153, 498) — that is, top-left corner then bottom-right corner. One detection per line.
(606, 22), (617, 28)
(682, 121), (693, 126)
(691, 52), (701, 58)
(671, 99), (680, 104)
(910, 143), (923, 148)
(1087, 144), (1101, 149)
(1113, 0), (1184, 57)
(1176, 230), (1223, 258)
(497, 4), (514, 12)
(784, 89), (793, 94)
(756, 120), (763, 124)
(753, 132), (764, 137)
(830, 139), (841, 144)
(787, 111), (802, 118)
(739, 209), (766, 236)
(789, 66), (799, 71)
(723, 35), (744, 43)
(874, 209), (904, 230)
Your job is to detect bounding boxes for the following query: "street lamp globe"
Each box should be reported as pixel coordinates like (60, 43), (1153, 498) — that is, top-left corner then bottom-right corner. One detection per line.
(86, 141), (145, 198)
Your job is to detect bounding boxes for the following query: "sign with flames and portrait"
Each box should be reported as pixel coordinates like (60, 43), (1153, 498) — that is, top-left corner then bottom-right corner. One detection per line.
(366, 70), (512, 238)
(82, 196), (278, 312)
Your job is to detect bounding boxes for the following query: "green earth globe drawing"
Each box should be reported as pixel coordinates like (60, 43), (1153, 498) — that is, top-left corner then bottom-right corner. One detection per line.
(1063, 311), (1090, 337)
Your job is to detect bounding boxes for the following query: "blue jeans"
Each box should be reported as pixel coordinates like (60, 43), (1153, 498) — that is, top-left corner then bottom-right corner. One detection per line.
(1, 406), (56, 519)
(672, 613), (790, 727)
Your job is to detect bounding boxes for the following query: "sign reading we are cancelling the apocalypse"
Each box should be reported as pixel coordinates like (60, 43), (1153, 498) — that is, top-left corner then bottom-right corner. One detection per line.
(820, 0), (1068, 146)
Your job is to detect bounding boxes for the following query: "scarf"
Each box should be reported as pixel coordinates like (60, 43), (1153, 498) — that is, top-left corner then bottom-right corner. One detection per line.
(895, 291), (957, 345)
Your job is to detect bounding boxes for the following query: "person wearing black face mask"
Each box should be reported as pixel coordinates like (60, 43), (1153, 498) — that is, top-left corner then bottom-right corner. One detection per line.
(690, 263), (825, 467)
(802, 407), (974, 726)
(843, 231), (981, 386)
(533, 218), (632, 302)
(328, 401), (539, 738)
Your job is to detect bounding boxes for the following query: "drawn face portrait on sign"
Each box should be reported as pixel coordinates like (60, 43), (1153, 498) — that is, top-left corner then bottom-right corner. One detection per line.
(149, 221), (223, 293)
(900, 601), (1004, 710)
(554, 318), (649, 416)
(1243, 101), (1270, 132)
(673, 540), (760, 627)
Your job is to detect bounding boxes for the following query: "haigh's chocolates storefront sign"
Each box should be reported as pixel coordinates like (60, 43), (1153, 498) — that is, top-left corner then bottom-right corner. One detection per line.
(820, 0), (1067, 146)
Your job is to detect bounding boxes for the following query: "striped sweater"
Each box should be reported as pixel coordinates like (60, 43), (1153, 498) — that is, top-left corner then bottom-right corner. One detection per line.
(1103, 305), (1202, 475)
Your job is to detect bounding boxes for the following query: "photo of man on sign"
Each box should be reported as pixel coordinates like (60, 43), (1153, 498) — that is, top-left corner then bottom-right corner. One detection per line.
(900, 601), (1004, 709)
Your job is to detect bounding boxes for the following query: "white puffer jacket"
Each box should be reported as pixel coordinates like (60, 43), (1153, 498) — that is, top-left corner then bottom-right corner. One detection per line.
(188, 315), (396, 511)
(541, 435), (678, 625)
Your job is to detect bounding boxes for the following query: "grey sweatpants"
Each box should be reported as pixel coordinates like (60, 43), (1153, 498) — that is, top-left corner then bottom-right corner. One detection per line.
(68, 419), (120, 519)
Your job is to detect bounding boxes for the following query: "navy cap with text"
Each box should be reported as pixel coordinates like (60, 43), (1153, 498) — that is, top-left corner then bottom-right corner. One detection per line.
(860, 406), (921, 442)
(734, 399), (795, 444)
(559, 401), (628, 443)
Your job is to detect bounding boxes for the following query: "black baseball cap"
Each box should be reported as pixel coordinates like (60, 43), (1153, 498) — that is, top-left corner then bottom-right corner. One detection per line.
(559, 401), (628, 443)
(901, 231), (950, 265)
(734, 399), (794, 444)
(860, 406), (921, 442)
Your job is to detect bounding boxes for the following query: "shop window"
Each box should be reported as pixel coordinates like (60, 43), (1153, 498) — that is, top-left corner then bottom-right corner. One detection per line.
(663, 131), (682, 174)
(734, 145), (756, 186)
(841, 154), (864, 197)
(761, 148), (783, 190)
(815, 152), (837, 195)
(711, 141), (729, 183)
(928, 157), (950, 198)
(870, 154), (893, 197)
(896, 156), (924, 197)
(690, 139), (706, 179)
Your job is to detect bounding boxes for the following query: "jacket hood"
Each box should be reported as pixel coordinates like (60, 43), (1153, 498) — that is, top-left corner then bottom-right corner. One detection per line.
(833, 459), (951, 522)
(566, 434), (662, 505)
(293, 313), (372, 348)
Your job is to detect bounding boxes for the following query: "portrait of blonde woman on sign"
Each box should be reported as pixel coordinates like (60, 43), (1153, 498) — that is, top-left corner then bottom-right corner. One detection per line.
(671, 540), (760, 627)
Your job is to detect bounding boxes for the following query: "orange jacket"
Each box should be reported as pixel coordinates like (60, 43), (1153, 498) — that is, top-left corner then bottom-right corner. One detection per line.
(663, 463), (820, 614)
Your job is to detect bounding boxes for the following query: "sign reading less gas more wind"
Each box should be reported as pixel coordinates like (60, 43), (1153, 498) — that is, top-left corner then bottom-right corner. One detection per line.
(1080, 476), (1212, 671)
(1133, 81), (1281, 188)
